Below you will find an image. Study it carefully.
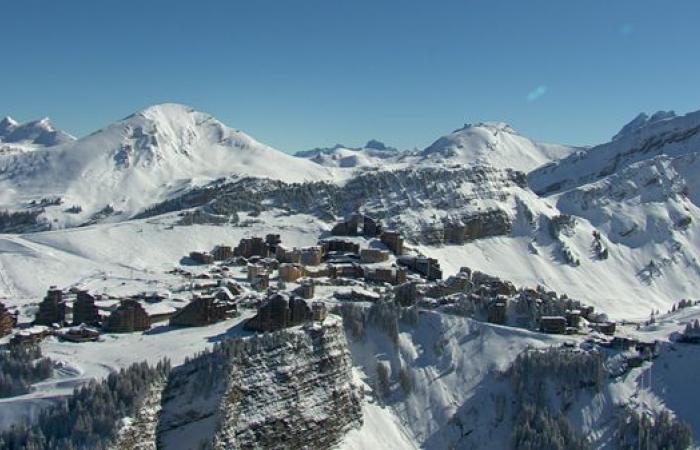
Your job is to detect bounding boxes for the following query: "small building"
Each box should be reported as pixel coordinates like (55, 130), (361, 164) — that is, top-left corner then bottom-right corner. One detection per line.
(104, 299), (151, 333)
(59, 325), (100, 343)
(279, 263), (305, 283)
(247, 264), (267, 281)
(364, 267), (407, 285)
(35, 287), (67, 326)
(312, 301), (328, 321)
(251, 273), (270, 291)
(0, 302), (15, 337)
(323, 239), (361, 256)
(488, 302), (507, 325)
(234, 237), (269, 259)
(565, 309), (582, 329)
(10, 326), (51, 346)
(540, 316), (567, 334)
(360, 249), (390, 264)
(591, 321), (616, 336)
(294, 282), (315, 300)
(189, 251), (214, 265)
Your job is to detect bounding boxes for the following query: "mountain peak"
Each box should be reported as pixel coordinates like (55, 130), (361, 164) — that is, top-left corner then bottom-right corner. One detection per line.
(0, 116), (19, 135)
(612, 110), (677, 141)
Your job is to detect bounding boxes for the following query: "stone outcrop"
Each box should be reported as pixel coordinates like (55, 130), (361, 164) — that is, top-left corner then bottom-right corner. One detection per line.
(157, 318), (362, 449)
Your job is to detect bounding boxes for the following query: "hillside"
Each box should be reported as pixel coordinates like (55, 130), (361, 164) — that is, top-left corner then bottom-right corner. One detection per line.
(0, 103), (336, 228)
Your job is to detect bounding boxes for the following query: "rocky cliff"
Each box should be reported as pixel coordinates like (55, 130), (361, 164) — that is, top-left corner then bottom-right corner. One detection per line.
(156, 317), (363, 450)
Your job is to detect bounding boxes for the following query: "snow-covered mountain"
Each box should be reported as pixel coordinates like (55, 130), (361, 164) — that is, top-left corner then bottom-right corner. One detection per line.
(0, 115), (75, 157)
(0, 103), (335, 227)
(419, 121), (577, 172)
(295, 139), (404, 168)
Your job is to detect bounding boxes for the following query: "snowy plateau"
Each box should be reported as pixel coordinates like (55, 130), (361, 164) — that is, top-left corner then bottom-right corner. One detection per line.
(0, 103), (699, 449)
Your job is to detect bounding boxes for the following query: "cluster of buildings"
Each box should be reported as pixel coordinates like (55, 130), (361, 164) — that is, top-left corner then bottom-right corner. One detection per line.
(244, 293), (328, 332)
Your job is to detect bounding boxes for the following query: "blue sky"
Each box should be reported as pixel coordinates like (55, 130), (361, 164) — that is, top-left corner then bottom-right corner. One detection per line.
(2, 1), (699, 152)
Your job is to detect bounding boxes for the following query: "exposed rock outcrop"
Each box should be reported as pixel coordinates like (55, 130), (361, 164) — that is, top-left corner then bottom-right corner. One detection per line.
(157, 317), (362, 449)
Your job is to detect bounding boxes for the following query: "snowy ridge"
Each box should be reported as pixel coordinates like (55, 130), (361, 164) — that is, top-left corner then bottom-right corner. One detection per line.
(0, 103), (336, 228)
(295, 140), (404, 168)
(420, 122), (576, 172)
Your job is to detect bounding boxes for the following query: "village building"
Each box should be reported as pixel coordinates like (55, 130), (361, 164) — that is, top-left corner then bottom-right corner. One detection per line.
(10, 326), (51, 346)
(234, 237), (269, 259)
(35, 287), (67, 326)
(72, 290), (100, 326)
(539, 316), (567, 334)
(0, 301), (15, 337)
(425, 273), (470, 298)
(312, 301), (328, 321)
(331, 214), (383, 237)
(590, 321), (616, 336)
(244, 293), (314, 332)
(279, 263), (305, 283)
(323, 239), (361, 256)
(247, 264), (267, 281)
(59, 325), (101, 343)
(189, 251), (214, 265)
(398, 256), (442, 281)
(169, 296), (235, 327)
(364, 267), (407, 285)
(380, 230), (404, 255)
(488, 301), (507, 325)
(104, 299), (151, 333)
(360, 248), (390, 264)
(294, 282), (315, 299)
(211, 245), (233, 261)
(251, 273), (270, 291)
(328, 264), (365, 279)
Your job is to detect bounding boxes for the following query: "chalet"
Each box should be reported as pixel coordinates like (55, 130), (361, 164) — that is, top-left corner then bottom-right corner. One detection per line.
(540, 316), (567, 334)
(59, 325), (100, 343)
(35, 287), (67, 326)
(104, 299), (151, 333)
(10, 326), (51, 346)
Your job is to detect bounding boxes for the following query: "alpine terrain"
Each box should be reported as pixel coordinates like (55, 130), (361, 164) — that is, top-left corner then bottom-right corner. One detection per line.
(0, 103), (699, 450)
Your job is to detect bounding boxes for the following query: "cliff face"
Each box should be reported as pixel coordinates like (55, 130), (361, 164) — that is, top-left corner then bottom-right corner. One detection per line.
(157, 317), (363, 450)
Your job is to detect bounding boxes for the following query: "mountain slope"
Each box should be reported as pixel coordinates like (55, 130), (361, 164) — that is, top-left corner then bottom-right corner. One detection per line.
(529, 110), (700, 195)
(419, 122), (577, 172)
(295, 140), (403, 168)
(0, 103), (335, 227)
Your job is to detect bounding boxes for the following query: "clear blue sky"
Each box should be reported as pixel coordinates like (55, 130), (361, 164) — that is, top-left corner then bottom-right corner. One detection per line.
(2, 1), (699, 152)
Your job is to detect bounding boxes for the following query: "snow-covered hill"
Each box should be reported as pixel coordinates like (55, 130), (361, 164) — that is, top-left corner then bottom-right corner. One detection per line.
(419, 122), (577, 172)
(296, 140), (404, 168)
(0, 103), (336, 228)
(0, 116), (75, 156)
